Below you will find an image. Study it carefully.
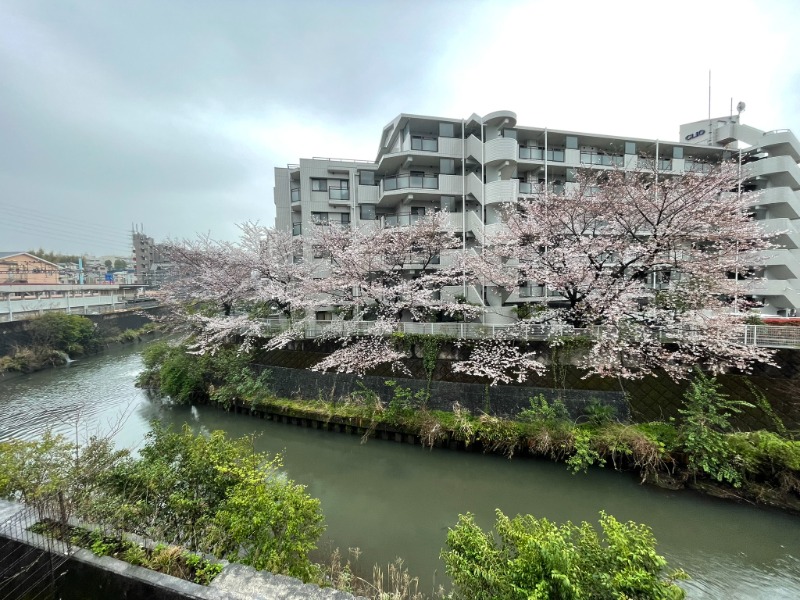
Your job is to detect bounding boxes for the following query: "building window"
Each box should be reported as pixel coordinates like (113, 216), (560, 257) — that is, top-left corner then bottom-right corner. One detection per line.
(501, 129), (517, 139)
(411, 135), (438, 152)
(440, 158), (455, 175)
(311, 178), (327, 192)
(360, 204), (376, 220)
(440, 196), (456, 212)
(340, 212), (351, 225)
(439, 122), (455, 138)
(292, 223), (302, 236)
(672, 146), (684, 159)
(311, 212), (329, 225)
(566, 136), (578, 149)
(359, 170), (376, 186)
(625, 142), (636, 155)
(290, 188), (300, 202)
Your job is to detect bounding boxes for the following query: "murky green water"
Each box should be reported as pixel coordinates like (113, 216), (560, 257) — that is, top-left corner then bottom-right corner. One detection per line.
(1, 342), (799, 598)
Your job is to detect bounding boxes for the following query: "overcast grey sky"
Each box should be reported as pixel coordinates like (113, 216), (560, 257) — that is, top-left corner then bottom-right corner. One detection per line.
(1, 0), (799, 256)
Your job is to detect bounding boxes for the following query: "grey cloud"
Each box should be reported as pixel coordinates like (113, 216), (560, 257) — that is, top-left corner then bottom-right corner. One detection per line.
(0, 0), (467, 254)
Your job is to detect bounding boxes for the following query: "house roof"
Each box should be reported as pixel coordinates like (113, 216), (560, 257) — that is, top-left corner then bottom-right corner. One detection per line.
(0, 252), (61, 268)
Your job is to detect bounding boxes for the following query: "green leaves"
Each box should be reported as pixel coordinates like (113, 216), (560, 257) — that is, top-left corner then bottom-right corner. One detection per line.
(678, 369), (754, 486)
(442, 510), (686, 600)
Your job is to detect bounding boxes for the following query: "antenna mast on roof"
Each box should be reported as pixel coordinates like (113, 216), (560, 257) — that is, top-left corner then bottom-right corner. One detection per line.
(708, 70), (712, 146)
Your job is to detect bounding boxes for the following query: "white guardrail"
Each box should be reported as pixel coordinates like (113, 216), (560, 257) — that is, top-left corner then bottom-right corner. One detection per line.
(258, 319), (800, 349)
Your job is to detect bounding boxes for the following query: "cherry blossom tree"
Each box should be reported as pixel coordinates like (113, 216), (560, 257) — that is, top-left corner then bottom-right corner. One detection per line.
(476, 163), (776, 379)
(299, 211), (482, 372)
(162, 223), (314, 354)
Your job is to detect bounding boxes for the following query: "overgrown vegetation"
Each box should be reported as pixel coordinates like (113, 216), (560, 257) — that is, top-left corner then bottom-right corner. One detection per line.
(137, 341), (800, 513)
(30, 521), (223, 586)
(442, 510), (687, 600)
(3, 425), (688, 600)
(0, 315), (161, 374)
(28, 312), (101, 355)
(0, 425), (325, 581)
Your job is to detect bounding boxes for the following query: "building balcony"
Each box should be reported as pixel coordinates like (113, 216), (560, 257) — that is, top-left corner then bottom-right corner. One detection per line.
(744, 156), (800, 190)
(755, 187), (800, 219)
(683, 160), (714, 174)
(580, 151), (623, 167)
(437, 136), (462, 156)
(744, 279), (800, 310)
(519, 147), (565, 162)
(757, 249), (800, 278)
(485, 179), (518, 205)
(382, 173), (439, 192)
(758, 218), (800, 249)
(637, 158), (673, 171)
(357, 184), (380, 204)
(484, 137), (518, 164)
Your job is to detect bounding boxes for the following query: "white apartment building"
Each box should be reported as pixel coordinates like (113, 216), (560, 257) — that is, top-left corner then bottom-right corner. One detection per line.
(274, 110), (800, 321)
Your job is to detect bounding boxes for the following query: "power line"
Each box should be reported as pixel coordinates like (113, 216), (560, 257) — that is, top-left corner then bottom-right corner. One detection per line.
(3, 205), (133, 239)
(0, 223), (132, 254)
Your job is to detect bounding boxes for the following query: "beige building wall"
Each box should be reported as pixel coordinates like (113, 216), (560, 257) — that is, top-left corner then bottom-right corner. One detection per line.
(0, 253), (60, 285)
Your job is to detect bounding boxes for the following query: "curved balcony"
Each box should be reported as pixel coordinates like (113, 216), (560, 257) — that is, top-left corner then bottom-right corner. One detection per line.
(758, 218), (800, 249)
(485, 179), (519, 206)
(381, 174), (439, 194)
(484, 137), (519, 165)
(757, 249), (800, 278)
(746, 279), (800, 308)
(754, 187), (800, 219)
(760, 130), (800, 163)
(744, 156), (800, 190)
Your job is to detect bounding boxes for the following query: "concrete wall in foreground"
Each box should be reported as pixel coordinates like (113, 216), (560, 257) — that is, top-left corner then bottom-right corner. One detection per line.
(0, 500), (359, 600)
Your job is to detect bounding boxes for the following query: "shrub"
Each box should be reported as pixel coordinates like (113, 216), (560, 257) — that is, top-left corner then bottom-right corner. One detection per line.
(442, 509), (686, 600)
(27, 313), (100, 355)
(678, 369), (753, 487)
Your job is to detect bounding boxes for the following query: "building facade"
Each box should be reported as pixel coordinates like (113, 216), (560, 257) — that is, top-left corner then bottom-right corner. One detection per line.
(131, 229), (170, 288)
(0, 252), (60, 285)
(274, 110), (800, 320)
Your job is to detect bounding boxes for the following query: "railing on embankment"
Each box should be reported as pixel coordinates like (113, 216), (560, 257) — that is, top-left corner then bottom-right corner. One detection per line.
(259, 319), (800, 350)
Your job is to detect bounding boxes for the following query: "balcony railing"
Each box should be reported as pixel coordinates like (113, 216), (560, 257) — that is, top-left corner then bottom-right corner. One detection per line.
(580, 152), (623, 167)
(518, 182), (565, 195)
(329, 188), (350, 201)
(684, 160), (713, 173)
(383, 174), (439, 191)
(519, 147), (565, 162)
(383, 213), (424, 228)
(291, 189), (300, 202)
(637, 158), (673, 171)
(292, 223), (302, 236)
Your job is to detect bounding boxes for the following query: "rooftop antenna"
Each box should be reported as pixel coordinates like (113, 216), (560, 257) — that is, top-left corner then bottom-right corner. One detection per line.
(707, 70), (712, 145)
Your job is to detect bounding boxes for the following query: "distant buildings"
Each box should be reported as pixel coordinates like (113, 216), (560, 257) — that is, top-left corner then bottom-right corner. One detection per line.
(132, 228), (170, 287)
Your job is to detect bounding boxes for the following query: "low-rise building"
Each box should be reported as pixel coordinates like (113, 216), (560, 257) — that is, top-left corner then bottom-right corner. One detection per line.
(0, 252), (60, 285)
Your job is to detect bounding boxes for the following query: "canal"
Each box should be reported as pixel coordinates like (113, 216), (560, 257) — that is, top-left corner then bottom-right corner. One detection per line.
(1, 341), (799, 598)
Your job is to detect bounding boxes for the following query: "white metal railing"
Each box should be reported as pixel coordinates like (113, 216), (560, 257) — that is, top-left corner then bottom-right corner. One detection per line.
(257, 318), (800, 349)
